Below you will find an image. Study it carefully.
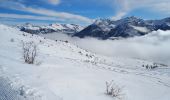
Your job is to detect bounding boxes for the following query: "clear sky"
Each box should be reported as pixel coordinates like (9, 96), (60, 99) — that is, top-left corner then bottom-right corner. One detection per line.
(0, 0), (170, 25)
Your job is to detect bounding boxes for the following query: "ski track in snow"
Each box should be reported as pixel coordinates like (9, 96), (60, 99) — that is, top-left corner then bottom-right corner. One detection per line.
(0, 75), (42, 100)
(0, 77), (24, 100)
(0, 66), (42, 100)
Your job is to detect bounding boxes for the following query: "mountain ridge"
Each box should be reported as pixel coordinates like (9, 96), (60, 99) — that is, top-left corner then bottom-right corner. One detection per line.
(17, 23), (84, 35)
(74, 16), (170, 39)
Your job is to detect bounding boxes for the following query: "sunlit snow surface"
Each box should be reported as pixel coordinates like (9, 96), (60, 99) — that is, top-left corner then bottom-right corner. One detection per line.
(0, 24), (170, 100)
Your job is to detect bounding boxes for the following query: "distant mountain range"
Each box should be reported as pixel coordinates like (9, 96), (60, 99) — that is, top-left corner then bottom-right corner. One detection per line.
(17, 16), (170, 40)
(74, 16), (170, 39)
(17, 23), (84, 35)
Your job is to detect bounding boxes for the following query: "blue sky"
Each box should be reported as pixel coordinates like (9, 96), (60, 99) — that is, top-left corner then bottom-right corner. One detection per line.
(0, 0), (170, 25)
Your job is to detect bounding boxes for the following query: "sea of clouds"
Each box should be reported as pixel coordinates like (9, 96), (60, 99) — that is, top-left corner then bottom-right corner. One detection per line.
(41, 30), (170, 65)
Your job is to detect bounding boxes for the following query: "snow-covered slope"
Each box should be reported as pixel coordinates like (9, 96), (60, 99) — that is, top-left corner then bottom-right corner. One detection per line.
(0, 24), (170, 100)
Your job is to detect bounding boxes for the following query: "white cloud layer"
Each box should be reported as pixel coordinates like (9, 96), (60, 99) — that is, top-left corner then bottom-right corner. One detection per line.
(48, 0), (60, 5)
(113, 0), (170, 20)
(75, 30), (170, 65)
(43, 30), (170, 65)
(19, 7), (92, 23)
(0, 1), (92, 24)
(0, 13), (59, 21)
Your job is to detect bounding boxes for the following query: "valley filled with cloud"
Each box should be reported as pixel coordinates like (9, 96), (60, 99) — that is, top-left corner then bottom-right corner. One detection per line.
(43, 30), (170, 65)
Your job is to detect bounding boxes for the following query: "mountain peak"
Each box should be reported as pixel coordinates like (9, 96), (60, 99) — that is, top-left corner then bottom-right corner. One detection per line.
(126, 16), (139, 19)
(120, 16), (144, 23)
(94, 18), (114, 25)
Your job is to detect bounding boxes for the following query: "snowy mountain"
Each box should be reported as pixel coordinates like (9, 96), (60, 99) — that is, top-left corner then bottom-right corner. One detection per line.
(0, 24), (170, 100)
(17, 23), (84, 35)
(74, 16), (170, 39)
